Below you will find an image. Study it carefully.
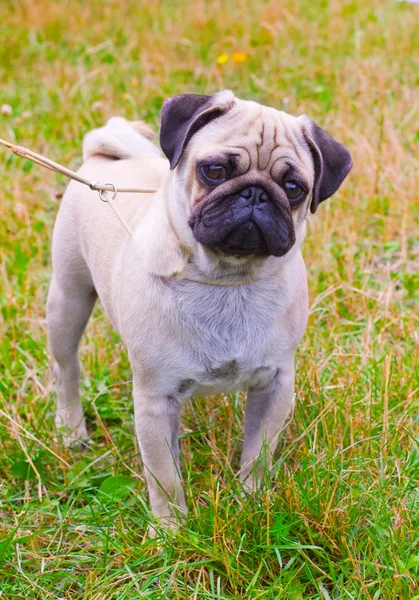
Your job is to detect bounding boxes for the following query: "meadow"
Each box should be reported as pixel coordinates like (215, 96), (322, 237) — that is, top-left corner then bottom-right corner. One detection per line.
(0, 0), (418, 597)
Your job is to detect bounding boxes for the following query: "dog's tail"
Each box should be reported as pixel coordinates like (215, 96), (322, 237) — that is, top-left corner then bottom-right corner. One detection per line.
(82, 117), (161, 161)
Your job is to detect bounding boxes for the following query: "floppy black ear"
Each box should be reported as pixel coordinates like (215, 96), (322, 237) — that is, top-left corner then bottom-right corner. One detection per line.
(304, 120), (352, 214)
(160, 92), (235, 169)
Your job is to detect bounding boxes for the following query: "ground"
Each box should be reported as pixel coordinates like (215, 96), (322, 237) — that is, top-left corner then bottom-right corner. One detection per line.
(0, 0), (418, 598)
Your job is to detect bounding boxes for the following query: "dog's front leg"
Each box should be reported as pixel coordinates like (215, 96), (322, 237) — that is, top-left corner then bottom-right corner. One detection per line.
(133, 379), (186, 527)
(240, 362), (295, 491)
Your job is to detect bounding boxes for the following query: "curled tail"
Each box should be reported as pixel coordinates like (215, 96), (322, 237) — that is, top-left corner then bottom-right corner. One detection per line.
(83, 117), (161, 161)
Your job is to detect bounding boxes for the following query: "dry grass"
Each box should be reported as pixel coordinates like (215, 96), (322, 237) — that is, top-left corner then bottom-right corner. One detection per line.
(0, 0), (418, 598)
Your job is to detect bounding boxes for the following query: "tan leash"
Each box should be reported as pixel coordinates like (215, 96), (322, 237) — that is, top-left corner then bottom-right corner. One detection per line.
(0, 137), (157, 235)
(0, 137), (257, 287)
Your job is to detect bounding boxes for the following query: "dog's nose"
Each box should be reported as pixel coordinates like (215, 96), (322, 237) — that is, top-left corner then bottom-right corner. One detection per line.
(240, 186), (269, 205)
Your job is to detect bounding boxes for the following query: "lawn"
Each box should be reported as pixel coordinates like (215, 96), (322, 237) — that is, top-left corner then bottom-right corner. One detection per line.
(0, 0), (418, 597)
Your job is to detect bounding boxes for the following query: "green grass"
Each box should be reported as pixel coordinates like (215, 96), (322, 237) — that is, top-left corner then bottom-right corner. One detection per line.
(0, 0), (418, 597)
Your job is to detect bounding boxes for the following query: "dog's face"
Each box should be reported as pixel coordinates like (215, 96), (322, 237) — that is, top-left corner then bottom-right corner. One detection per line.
(160, 91), (352, 260)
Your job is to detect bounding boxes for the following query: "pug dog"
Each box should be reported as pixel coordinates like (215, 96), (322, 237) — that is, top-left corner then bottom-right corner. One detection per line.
(47, 90), (352, 525)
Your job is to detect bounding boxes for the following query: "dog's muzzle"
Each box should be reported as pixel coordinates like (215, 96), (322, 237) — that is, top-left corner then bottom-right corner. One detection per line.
(189, 185), (296, 257)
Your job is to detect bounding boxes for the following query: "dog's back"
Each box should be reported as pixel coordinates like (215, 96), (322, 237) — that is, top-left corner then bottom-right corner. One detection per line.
(54, 118), (167, 253)
(49, 118), (169, 327)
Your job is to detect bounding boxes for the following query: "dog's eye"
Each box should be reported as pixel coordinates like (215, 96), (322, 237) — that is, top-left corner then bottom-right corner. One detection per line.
(284, 181), (305, 203)
(201, 164), (228, 183)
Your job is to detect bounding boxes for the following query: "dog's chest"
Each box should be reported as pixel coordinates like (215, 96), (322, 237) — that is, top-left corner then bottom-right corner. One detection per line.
(171, 281), (288, 394)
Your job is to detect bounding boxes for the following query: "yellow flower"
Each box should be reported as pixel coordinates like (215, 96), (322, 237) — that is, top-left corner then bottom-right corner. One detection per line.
(130, 78), (138, 89)
(122, 93), (130, 100)
(232, 51), (247, 63)
(217, 53), (230, 65)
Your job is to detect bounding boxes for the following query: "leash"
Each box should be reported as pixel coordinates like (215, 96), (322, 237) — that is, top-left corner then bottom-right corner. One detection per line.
(0, 137), (156, 235)
(0, 137), (258, 287)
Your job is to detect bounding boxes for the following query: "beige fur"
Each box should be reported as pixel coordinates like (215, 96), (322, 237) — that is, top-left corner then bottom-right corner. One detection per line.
(47, 92), (349, 528)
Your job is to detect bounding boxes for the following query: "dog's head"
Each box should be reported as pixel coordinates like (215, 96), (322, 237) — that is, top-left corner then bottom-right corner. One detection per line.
(160, 91), (352, 260)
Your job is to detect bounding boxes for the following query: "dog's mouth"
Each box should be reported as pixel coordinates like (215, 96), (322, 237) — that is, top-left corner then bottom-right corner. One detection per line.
(188, 184), (296, 257)
(216, 220), (268, 256)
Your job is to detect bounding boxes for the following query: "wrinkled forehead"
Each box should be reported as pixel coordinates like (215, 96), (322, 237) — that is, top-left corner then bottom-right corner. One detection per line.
(187, 99), (314, 179)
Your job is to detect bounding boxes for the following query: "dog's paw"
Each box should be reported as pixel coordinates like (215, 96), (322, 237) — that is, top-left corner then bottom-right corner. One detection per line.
(146, 505), (187, 540)
(240, 478), (256, 497)
(146, 517), (180, 540)
(56, 417), (89, 448)
(239, 471), (265, 496)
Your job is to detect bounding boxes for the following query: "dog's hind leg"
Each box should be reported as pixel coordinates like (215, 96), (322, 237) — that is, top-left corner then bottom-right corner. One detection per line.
(47, 275), (97, 445)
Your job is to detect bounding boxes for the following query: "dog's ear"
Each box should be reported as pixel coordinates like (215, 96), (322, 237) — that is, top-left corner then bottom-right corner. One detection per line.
(301, 118), (352, 214)
(160, 91), (235, 169)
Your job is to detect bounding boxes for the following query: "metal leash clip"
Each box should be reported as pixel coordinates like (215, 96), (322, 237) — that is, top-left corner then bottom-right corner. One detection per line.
(97, 182), (118, 203)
